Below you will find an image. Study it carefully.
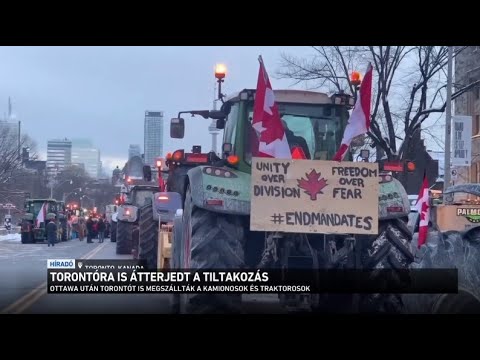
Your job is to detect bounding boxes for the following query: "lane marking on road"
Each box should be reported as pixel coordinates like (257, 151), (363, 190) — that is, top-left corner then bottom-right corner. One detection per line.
(1, 242), (108, 314)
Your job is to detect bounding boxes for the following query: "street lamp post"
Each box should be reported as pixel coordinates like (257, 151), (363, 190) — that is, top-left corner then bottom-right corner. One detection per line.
(50, 179), (73, 199)
(80, 195), (95, 209)
(63, 188), (82, 202)
(444, 46), (453, 192)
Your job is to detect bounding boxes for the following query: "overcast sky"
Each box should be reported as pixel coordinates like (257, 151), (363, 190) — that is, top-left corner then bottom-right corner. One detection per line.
(0, 46), (316, 172)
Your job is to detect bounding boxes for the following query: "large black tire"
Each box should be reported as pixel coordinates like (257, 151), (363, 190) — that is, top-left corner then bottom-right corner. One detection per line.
(21, 231), (33, 244)
(171, 214), (184, 314)
(179, 185), (245, 313)
(138, 203), (159, 270)
(110, 221), (117, 242)
(356, 218), (414, 313)
(116, 221), (134, 255)
(405, 229), (480, 313)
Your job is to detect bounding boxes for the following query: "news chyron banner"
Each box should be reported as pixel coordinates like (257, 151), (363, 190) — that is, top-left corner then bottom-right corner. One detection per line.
(47, 259), (458, 294)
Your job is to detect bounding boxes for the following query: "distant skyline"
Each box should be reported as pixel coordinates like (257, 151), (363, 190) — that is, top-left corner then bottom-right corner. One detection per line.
(0, 46), (316, 172)
(0, 46), (445, 174)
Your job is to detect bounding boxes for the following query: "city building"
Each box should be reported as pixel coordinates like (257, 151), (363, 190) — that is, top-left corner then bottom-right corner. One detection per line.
(454, 46), (480, 184)
(144, 111), (164, 167)
(128, 144), (142, 159)
(71, 138), (101, 179)
(0, 98), (21, 156)
(47, 138), (72, 177)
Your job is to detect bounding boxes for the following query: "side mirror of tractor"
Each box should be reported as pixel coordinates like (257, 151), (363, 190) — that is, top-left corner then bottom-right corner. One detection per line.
(216, 119), (225, 129)
(170, 118), (185, 138)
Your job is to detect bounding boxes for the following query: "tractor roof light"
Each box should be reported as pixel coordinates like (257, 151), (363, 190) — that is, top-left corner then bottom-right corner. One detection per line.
(215, 64), (227, 80)
(350, 71), (362, 86)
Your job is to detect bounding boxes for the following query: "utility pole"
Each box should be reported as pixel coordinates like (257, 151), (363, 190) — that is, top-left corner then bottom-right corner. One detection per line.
(444, 46), (453, 192)
(209, 80), (220, 154)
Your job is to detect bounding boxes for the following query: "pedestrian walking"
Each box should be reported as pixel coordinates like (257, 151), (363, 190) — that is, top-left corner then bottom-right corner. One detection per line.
(98, 217), (106, 243)
(86, 217), (94, 243)
(46, 214), (57, 247)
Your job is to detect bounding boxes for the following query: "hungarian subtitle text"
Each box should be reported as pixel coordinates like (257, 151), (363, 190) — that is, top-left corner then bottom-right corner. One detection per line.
(47, 268), (458, 294)
(47, 270), (311, 294)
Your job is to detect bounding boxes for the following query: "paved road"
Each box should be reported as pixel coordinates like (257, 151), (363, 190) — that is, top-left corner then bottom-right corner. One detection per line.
(0, 238), (283, 314)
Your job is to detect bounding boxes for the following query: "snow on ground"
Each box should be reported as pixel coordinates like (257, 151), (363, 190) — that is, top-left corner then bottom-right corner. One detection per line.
(0, 233), (21, 242)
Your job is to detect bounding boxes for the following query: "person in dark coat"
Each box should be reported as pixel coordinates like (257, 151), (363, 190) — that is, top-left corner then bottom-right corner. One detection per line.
(86, 217), (94, 243)
(46, 214), (57, 247)
(97, 218), (106, 243)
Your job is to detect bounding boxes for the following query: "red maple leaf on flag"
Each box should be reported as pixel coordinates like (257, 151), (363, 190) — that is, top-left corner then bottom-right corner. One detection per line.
(420, 200), (429, 221)
(297, 169), (328, 201)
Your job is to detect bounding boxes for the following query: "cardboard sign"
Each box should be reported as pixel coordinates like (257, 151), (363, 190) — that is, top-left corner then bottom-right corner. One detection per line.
(250, 158), (379, 235)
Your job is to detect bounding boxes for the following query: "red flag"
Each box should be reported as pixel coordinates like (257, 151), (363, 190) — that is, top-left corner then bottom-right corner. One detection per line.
(251, 56), (291, 159)
(415, 173), (430, 248)
(333, 63), (373, 161)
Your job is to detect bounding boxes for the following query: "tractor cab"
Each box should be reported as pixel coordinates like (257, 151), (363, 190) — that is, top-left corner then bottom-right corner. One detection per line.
(170, 89), (355, 173)
(124, 185), (160, 207)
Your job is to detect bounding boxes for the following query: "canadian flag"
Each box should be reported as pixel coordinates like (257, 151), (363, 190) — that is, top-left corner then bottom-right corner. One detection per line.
(36, 202), (47, 228)
(415, 173), (430, 248)
(333, 63), (373, 161)
(251, 56), (291, 159)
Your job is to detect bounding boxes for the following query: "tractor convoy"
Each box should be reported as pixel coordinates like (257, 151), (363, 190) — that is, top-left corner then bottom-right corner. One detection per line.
(128, 66), (479, 314)
(18, 63), (479, 314)
(105, 69), (428, 313)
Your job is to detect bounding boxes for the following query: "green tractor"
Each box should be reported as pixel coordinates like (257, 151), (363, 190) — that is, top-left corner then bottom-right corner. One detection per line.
(21, 199), (63, 244)
(166, 87), (414, 314)
(116, 184), (160, 255)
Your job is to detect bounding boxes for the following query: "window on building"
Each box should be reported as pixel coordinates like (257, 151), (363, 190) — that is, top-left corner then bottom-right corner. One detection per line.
(475, 115), (480, 135)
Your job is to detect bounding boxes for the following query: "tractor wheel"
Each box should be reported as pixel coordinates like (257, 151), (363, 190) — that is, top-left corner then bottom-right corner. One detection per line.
(132, 226), (140, 259)
(61, 222), (68, 242)
(431, 288), (480, 313)
(110, 222), (117, 242)
(138, 203), (158, 270)
(357, 218), (414, 313)
(171, 213), (184, 314)
(116, 221), (134, 255)
(21, 231), (33, 244)
(178, 185), (245, 314)
(404, 229), (480, 313)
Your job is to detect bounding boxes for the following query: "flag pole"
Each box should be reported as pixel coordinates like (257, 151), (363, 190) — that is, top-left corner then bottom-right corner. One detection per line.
(444, 46), (453, 192)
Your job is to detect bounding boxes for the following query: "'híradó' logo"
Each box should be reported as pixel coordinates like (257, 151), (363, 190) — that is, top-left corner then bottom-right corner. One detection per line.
(47, 259), (76, 269)
(456, 208), (480, 223)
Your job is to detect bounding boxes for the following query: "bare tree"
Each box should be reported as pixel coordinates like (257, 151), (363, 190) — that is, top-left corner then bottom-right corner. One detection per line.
(0, 125), (38, 184)
(277, 46), (479, 161)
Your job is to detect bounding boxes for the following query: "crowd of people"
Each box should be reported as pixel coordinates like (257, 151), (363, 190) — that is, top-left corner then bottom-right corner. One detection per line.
(70, 216), (108, 243)
(46, 214), (110, 245)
